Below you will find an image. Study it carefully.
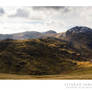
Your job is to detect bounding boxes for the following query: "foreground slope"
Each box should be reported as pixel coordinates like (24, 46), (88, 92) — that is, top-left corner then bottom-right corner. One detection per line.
(0, 38), (83, 75)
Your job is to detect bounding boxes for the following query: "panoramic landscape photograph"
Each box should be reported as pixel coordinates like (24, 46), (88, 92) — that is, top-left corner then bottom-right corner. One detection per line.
(0, 6), (92, 79)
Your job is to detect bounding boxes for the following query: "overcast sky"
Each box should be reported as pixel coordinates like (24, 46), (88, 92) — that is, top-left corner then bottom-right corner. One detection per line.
(0, 6), (92, 34)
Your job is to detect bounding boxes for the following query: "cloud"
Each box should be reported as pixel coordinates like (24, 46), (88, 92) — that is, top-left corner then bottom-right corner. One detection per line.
(32, 6), (71, 13)
(9, 8), (29, 18)
(32, 6), (64, 10)
(0, 8), (5, 16)
(0, 6), (92, 34)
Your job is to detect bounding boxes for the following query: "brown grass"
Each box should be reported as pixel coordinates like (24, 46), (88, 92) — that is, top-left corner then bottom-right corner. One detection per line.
(0, 72), (92, 80)
(0, 61), (92, 80)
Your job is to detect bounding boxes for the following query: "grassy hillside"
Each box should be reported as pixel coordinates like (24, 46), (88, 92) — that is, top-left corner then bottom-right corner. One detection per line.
(0, 38), (84, 75)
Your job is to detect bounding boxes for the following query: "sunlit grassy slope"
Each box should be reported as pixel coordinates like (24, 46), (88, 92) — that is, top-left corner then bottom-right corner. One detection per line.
(0, 61), (92, 79)
(0, 38), (82, 75)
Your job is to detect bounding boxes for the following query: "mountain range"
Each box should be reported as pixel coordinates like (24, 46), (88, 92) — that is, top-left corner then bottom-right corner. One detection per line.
(0, 26), (92, 40)
(0, 30), (57, 40)
(0, 26), (92, 75)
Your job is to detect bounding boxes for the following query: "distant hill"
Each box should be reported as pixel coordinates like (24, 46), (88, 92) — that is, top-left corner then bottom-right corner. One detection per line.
(42, 30), (57, 34)
(0, 30), (57, 40)
(12, 31), (43, 39)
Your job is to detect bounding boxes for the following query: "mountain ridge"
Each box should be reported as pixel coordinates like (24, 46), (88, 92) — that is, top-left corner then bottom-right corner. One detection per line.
(0, 26), (92, 40)
(0, 30), (58, 40)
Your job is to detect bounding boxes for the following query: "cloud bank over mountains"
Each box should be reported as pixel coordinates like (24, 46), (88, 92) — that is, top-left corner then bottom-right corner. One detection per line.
(0, 6), (92, 34)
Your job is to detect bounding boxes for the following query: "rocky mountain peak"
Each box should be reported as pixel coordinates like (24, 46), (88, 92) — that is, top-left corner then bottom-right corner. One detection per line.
(66, 26), (92, 34)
